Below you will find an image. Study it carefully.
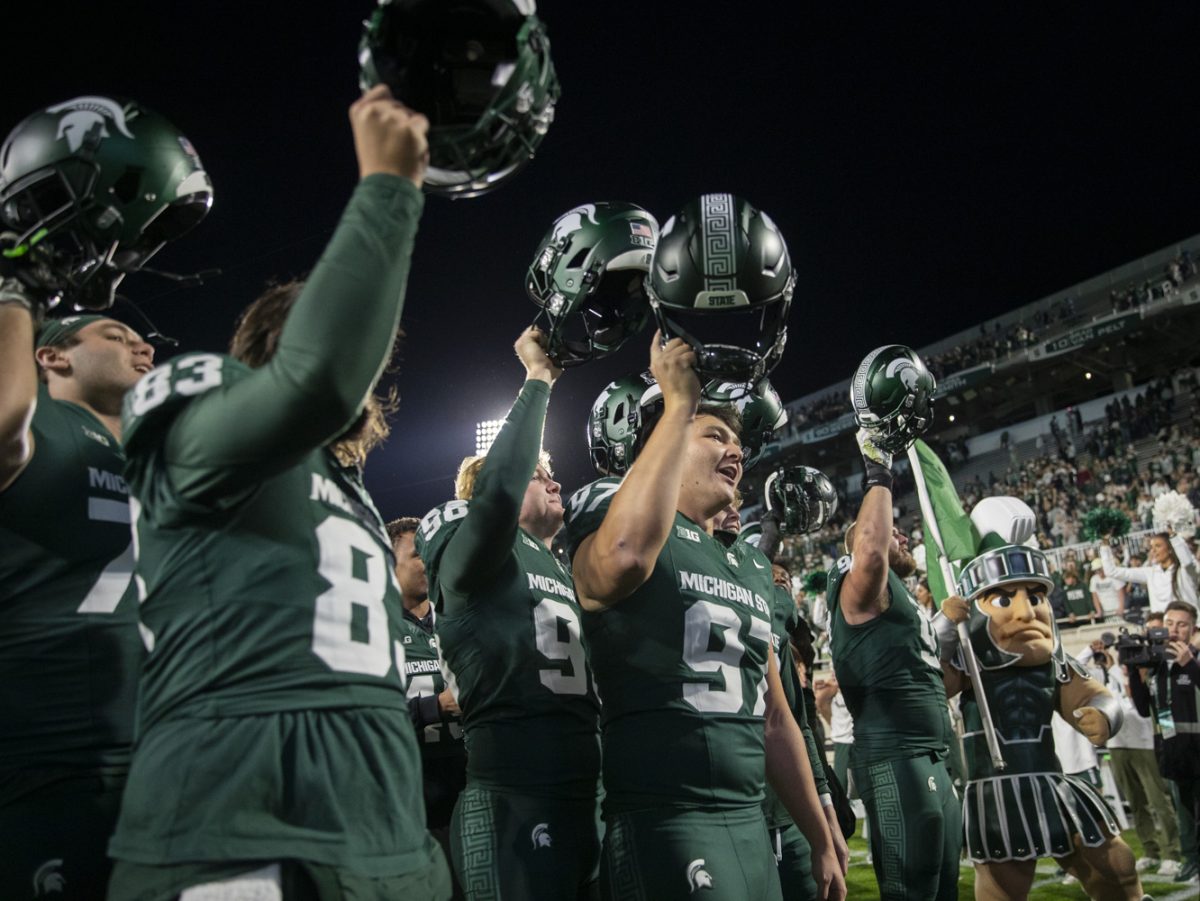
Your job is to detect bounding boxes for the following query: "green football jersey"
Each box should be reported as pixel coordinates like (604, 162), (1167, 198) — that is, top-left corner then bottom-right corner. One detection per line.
(122, 353), (416, 727)
(418, 500), (601, 798)
(0, 384), (141, 790)
(395, 611), (464, 757)
(112, 352), (432, 869)
(827, 556), (951, 767)
(563, 477), (776, 814)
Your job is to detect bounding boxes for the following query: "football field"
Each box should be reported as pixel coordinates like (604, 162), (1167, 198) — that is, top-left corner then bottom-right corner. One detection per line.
(841, 830), (1198, 900)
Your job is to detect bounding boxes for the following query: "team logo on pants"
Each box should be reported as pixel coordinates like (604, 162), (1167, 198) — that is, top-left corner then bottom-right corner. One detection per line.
(927, 776), (937, 792)
(687, 859), (713, 892)
(531, 823), (553, 849)
(32, 859), (65, 896)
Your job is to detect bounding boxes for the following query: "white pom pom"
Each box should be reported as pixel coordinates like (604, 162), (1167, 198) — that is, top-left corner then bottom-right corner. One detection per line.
(1153, 490), (1197, 538)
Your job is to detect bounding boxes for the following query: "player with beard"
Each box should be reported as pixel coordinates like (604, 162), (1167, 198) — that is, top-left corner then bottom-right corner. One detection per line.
(416, 327), (601, 900)
(826, 430), (959, 901)
(106, 87), (451, 899)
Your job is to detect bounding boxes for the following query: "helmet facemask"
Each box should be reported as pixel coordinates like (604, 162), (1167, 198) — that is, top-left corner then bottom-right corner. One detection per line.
(0, 98), (212, 311)
(360, 0), (559, 198)
(763, 466), (839, 534)
(648, 284), (791, 392)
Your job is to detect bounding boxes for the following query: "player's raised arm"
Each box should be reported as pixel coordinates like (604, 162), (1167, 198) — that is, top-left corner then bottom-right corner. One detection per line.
(438, 327), (562, 599)
(572, 331), (700, 608)
(133, 87), (429, 502)
(0, 298), (38, 490)
(837, 429), (895, 618)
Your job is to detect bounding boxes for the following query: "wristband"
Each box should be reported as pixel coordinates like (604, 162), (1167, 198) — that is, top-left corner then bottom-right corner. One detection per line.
(861, 459), (893, 493)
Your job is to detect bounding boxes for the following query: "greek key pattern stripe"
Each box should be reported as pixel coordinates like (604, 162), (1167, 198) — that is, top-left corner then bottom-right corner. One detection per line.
(700, 193), (736, 292)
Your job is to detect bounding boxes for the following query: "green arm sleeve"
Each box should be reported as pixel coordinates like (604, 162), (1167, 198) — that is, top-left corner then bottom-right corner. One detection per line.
(165, 175), (423, 503)
(780, 641), (830, 797)
(439, 380), (550, 608)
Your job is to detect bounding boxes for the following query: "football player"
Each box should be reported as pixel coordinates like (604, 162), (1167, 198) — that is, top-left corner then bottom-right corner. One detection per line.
(564, 332), (845, 901)
(0, 308), (152, 898)
(826, 428), (961, 901)
(715, 503), (849, 901)
(105, 86), (451, 900)
(0, 93), (211, 899)
(416, 326), (602, 900)
(388, 517), (466, 899)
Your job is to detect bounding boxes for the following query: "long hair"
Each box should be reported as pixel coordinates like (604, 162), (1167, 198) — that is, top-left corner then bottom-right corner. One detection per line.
(230, 280), (400, 467)
(1152, 532), (1182, 603)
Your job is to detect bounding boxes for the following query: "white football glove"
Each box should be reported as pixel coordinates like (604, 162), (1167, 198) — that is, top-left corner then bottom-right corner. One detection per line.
(855, 427), (892, 470)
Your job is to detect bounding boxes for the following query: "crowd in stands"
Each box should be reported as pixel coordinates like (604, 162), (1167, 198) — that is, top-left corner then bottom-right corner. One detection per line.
(1110, 248), (1199, 312)
(774, 373), (1199, 605)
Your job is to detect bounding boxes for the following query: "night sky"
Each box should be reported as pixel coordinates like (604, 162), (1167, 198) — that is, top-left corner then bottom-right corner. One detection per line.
(8, 4), (1200, 518)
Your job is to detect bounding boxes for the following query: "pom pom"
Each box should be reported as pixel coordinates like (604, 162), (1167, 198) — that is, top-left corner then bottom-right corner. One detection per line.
(1081, 507), (1131, 541)
(1153, 490), (1197, 538)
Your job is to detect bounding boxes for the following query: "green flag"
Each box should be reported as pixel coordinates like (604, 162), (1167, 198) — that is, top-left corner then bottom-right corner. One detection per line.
(911, 438), (979, 601)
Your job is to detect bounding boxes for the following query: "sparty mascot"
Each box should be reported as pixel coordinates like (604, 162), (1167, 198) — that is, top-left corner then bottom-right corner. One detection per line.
(935, 497), (1148, 901)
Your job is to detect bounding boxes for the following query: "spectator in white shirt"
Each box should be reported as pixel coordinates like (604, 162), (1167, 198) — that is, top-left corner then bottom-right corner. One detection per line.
(1101, 532), (1199, 613)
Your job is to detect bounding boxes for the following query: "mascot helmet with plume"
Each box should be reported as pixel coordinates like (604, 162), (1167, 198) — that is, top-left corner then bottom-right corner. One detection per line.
(955, 496), (1073, 678)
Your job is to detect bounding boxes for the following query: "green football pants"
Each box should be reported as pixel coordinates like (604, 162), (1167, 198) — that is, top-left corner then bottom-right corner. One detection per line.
(854, 753), (961, 901)
(601, 805), (782, 901)
(449, 784), (600, 901)
(0, 770), (125, 901)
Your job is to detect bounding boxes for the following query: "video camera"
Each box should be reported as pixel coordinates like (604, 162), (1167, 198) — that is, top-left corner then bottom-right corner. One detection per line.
(1102, 627), (1171, 667)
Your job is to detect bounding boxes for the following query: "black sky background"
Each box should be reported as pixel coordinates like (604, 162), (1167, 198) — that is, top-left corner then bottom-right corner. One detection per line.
(7, 4), (1200, 518)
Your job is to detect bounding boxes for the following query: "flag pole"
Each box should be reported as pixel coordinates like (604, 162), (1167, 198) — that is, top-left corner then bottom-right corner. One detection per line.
(907, 445), (1006, 771)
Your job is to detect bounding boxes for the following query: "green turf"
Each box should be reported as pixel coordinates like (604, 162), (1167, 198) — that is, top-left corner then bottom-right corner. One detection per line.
(839, 828), (1196, 900)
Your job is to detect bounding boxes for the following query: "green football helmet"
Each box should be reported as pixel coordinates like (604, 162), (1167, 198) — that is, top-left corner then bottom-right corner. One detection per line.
(849, 344), (936, 455)
(700, 377), (787, 470)
(763, 465), (838, 535)
(0, 96), (212, 310)
(646, 193), (793, 388)
(360, 0), (559, 198)
(527, 201), (657, 367)
(587, 370), (657, 475)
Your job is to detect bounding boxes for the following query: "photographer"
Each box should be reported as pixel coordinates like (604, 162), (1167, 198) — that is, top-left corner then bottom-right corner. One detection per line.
(1127, 601), (1200, 879)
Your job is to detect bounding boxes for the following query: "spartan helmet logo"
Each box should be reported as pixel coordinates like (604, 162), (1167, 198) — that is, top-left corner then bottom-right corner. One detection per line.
(927, 776), (938, 793)
(885, 356), (920, 391)
(530, 823), (552, 849)
(46, 96), (134, 153)
(550, 203), (598, 243)
(686, 859), (713, 892)
(32, 858), (66, 896)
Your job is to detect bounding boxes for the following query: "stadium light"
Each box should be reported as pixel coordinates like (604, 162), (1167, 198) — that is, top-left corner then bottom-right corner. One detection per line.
(1085, 371), (1093, 380)
(948, 414), (956, 423)
(475, 419), (505, 455)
